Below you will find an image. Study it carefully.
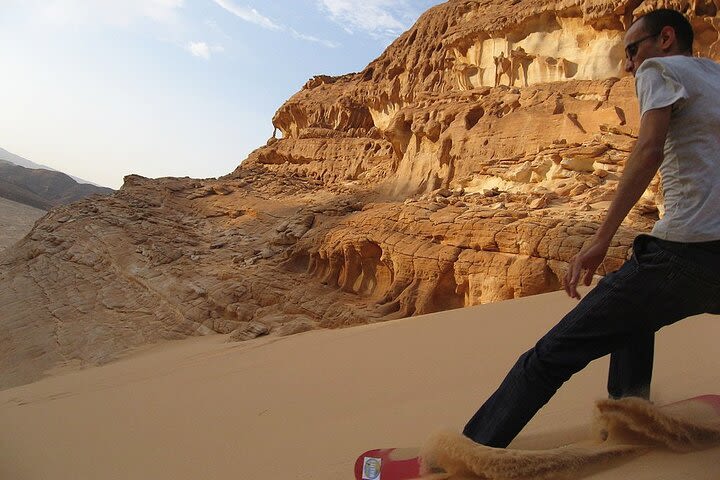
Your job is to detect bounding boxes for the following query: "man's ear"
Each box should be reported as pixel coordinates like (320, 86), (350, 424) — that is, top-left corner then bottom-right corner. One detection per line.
(660, 25), (677, 52)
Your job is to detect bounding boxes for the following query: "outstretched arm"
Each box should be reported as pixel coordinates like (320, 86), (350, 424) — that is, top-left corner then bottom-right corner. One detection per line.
(564, 106), (671, 299)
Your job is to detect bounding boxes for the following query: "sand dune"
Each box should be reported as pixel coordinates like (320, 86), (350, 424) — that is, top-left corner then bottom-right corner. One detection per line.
(1, 289), (718, 479)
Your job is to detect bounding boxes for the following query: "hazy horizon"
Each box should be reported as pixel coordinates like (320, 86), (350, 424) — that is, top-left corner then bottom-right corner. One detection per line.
(0, 0), (442, 189)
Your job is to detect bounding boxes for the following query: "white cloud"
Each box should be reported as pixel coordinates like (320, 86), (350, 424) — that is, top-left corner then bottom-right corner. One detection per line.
(188, 42), (210, 59)
(317, 0), (420, 38)
(211, 0), (339, 49)
(289, 28), (340, 49)
(187, 42), (224, 60)
(211, 0), (281, 31)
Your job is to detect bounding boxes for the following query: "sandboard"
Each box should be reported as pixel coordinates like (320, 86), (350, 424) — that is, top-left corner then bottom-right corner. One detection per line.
(354, 394), (720, 480)
(354, 448), (422, 480)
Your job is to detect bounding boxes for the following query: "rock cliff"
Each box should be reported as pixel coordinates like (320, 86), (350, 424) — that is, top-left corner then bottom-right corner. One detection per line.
(2, 0), (719, 388)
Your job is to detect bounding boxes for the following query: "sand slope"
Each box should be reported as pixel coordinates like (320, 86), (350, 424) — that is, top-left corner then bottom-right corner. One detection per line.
(1, 290), (718, 480)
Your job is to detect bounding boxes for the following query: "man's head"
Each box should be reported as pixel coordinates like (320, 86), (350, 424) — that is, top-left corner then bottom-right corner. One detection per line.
(624, 9), (694, 75)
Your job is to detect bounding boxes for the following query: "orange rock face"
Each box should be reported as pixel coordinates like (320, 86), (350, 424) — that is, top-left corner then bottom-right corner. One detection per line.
(2, 0), (718, 388)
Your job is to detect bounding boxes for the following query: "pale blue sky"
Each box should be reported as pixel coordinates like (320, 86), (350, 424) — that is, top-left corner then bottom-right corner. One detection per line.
(0, 0), (442, 189)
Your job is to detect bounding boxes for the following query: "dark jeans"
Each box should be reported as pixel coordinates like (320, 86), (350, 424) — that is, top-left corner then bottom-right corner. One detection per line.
(463, 234), (720, 448)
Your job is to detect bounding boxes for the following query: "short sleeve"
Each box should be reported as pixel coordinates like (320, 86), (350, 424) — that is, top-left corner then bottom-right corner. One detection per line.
(635, 59), (689, 117)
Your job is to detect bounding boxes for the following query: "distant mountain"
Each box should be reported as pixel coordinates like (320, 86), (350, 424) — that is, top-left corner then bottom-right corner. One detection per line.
(0, 147), (51, 169)
(0, 159), (114, 210)
(0, 147), (105, 187)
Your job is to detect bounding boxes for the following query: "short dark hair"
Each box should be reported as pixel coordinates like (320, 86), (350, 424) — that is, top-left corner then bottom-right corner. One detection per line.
(634, 9), (694, 53)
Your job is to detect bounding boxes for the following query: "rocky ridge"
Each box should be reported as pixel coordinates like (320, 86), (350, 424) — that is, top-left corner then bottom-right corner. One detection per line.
(2, 0), (718, 388)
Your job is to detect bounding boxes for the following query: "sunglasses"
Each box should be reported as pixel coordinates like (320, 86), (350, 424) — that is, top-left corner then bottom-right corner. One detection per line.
(625, 32), (661, 60)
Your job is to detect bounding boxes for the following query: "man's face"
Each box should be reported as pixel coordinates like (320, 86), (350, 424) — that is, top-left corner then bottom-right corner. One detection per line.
(624, 19), (663, 76)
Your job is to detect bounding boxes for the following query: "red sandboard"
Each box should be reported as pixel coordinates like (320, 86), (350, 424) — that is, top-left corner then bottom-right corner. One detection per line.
(354, 448), (421, 480)
(353, 394), (720, 480)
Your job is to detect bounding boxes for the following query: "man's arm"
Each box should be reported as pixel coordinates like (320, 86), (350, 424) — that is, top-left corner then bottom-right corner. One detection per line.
(564, 106), (672, 299)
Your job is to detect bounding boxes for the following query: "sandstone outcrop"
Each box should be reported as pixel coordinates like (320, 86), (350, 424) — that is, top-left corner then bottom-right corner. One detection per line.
(3, 0), (719, 388)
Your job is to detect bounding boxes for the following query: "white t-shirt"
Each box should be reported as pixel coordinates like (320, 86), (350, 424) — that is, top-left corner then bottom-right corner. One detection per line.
(635, 55), (720, 242)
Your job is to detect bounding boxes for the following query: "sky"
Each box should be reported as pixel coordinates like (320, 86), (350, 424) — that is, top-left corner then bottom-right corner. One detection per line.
(0, 0), (443, 189)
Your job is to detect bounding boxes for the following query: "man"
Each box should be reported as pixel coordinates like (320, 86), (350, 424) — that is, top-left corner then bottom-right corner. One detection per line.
(462, 9), (720, 448)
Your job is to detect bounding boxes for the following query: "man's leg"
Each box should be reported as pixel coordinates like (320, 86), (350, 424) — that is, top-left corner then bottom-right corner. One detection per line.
(607, 332), (654, 400)
(462, 235), (713, 448)
(462, 266), (642, 448)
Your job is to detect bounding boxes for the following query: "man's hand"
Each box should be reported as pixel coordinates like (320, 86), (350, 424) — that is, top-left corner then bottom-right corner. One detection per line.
(564, 238), (611, 299)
